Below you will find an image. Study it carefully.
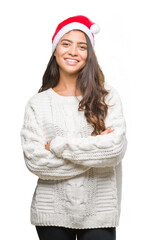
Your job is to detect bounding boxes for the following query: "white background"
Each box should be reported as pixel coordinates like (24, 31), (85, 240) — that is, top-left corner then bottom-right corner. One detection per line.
(0, 0), (147, 239)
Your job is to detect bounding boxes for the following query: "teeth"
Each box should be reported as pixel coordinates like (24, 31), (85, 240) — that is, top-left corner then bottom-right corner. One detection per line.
(65, 59), (78, 63)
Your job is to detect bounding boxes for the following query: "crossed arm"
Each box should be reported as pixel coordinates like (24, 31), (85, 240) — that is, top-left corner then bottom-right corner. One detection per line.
(45, 127), (114, 150)
(20, 87), (127, 180)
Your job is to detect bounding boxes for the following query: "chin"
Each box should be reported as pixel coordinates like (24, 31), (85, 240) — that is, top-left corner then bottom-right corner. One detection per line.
(64, 66), (84, 75)
(65, 70), (80, 75)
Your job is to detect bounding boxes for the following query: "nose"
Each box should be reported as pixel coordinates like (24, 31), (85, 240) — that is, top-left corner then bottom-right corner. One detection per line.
(68, 44), (78, 56)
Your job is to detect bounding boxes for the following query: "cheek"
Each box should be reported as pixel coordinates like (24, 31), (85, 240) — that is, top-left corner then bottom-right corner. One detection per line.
(56, 46), (67, 56)
(81, 52), (87, 62)
(54, 49), (65, 65)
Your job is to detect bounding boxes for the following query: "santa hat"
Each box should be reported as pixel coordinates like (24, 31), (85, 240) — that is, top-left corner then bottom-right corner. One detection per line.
(52, 15), (100, 53)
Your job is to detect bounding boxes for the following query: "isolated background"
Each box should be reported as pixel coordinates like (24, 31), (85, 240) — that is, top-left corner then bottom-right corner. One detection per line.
(0, 0), (147, 239)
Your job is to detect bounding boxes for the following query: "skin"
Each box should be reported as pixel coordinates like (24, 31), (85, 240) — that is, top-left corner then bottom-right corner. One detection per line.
(45, 30), (114, 151)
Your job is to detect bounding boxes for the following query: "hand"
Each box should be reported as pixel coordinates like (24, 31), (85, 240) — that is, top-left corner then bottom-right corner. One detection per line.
(45, 141), (50, 151)
(101, 127), (114, 135)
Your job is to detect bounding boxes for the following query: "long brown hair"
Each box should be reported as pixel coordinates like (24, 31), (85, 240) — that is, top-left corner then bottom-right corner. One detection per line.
(38, 32), (110, 136)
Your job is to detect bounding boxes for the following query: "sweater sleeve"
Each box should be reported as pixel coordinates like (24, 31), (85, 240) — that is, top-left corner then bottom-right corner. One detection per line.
(20, 100), (91, 180)
(49, 87), (128, 168)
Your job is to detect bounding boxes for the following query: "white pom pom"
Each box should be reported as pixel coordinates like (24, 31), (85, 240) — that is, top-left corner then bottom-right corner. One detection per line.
(90, 24), (100, 34)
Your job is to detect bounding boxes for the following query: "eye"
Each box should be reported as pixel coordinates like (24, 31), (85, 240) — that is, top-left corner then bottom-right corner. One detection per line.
(79, 45), (87, 50)
(62, 42), (70, 47)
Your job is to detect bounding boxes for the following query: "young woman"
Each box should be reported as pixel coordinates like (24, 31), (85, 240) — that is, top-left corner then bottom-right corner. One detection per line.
(20, 15), (127, 240)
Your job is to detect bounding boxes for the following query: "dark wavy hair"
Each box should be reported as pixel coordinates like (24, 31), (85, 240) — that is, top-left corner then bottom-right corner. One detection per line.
(38, 31), (110, 136)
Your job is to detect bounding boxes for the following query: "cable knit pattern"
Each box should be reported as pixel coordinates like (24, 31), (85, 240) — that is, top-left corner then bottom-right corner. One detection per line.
(20, 82), (127, 229)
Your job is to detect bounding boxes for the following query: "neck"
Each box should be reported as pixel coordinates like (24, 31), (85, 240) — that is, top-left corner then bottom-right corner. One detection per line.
(53, 70), (82, 96)
(58, 70), (78, 91)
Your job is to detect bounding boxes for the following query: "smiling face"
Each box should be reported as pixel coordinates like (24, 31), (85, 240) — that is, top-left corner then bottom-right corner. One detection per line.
(54, 30), (88, 77)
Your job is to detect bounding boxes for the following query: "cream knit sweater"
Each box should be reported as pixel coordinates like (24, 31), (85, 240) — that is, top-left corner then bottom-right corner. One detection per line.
(20, 82), (127, 229)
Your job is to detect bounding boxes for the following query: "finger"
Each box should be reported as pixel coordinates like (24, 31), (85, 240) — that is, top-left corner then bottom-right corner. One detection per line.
(101, 128), (114, 135)
(101, 130), (108, 135)
(108, 128), (114, 133)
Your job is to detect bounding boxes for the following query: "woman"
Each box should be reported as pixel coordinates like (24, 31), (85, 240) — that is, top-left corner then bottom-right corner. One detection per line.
(20, 15), (127, 240)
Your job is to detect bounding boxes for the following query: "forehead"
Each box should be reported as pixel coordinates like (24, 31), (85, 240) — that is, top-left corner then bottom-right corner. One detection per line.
(60, 30), (87, 42)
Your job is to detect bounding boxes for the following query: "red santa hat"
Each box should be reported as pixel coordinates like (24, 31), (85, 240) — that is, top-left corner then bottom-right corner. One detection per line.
(52, 15), (100, 53)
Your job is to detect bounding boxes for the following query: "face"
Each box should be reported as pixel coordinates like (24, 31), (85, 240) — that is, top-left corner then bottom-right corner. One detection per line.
(54, 30), (88, 76)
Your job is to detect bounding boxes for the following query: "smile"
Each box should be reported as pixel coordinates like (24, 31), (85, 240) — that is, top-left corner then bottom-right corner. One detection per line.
(64, 58), (79, 63)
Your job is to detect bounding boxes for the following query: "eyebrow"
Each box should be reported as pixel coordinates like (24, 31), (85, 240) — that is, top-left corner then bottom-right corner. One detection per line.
(61, 39), (87, 45)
